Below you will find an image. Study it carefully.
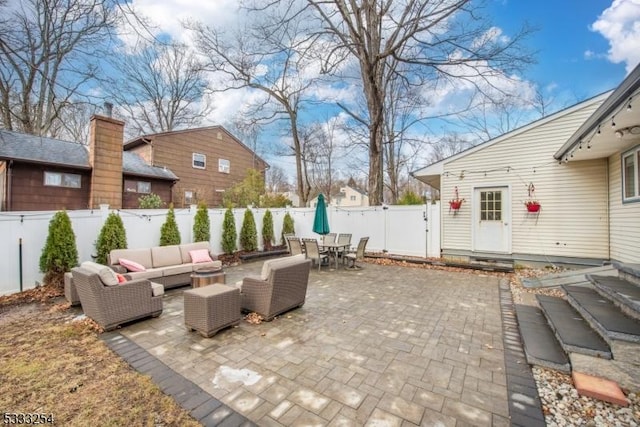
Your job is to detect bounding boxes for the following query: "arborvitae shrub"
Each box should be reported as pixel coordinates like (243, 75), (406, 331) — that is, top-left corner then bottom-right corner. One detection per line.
(281, 212), (295, 245)
(193, 202), (210, 242)
(240, 209), (258, 252)
(160, 204), (181, 246)
(39, 210), (78, 289)
(262, 209), (274, 250)
(221, 208), (237, 254)
(95, 212), (127, 264)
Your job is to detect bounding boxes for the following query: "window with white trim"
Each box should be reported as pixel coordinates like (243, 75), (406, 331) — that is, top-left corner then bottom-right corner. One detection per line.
(218, 158), (230, 173)
(124, 179), (151, 194)
(44, 171), (81, 188)
(622, 146), (640, 202)
(193, 153), (206, 169)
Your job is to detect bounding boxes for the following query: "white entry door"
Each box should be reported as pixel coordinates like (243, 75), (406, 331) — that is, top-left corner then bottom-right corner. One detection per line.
(473, 187), (511, 253)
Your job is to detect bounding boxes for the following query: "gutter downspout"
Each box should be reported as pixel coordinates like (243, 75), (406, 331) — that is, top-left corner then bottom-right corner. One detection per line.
(7, 160), (13, 211)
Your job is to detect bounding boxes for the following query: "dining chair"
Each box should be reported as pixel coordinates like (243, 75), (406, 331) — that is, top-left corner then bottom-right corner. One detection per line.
(322, 233), (337, 246)
(283, 233), (295, 252)
(345, 237), (369, 269)
(302, 238), (329, 271)
(286, 236), (304, 256)
(336, 233), (352, 263)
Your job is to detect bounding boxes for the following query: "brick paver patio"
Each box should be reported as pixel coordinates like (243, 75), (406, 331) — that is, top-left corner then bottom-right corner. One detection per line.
(119, 261), (511, 426)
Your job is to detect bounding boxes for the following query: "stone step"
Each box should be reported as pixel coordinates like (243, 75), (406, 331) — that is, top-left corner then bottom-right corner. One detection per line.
(587, 274), (640, 321)
(613, 261), (640, 287)
(536, 295), (611, 359)
(514, 304), (570, 372)
(563, 285), (640, 344)
(521, 265), (617, 289)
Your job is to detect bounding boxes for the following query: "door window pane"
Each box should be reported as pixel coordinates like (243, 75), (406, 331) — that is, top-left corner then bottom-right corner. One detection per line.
(624, 154), (635, 199)
(480, 190), (502, 221)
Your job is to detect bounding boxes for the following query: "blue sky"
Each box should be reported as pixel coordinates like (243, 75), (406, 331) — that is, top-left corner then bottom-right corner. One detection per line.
(489, 0), (635, 99)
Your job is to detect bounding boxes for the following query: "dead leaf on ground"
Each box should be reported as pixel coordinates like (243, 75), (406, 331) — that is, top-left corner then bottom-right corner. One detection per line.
(245, 312), (264, 325)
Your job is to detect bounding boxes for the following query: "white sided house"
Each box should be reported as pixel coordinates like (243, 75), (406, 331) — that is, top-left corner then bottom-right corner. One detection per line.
(413, 64), (640, 266)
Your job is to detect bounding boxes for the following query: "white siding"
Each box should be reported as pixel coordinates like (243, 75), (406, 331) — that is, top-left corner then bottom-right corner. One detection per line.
(441, 100), (610, 260)
(609, 151), (640, 262)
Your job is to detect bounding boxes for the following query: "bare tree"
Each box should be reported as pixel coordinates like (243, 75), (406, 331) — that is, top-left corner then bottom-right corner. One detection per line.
(306, 0), (534, 205)
(0, 0), (119, 136)
(48, 101), (99, 143)
(187, 1), (323, 207)
(266, 165), (290, 193)
(304, 120), (340, 203)
(107, 41), (209, 137)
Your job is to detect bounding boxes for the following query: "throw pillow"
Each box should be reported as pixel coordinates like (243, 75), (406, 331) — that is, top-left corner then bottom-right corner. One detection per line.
(189, 249), (213, 263)
(116, 273), (127, 284)
(98, 267), (119, 286)
(119, 258), (146, 272)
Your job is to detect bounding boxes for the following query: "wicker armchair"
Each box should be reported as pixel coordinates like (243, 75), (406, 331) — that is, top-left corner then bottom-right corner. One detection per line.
(71, 266), (163, 331)
(240, 256), (312, 320)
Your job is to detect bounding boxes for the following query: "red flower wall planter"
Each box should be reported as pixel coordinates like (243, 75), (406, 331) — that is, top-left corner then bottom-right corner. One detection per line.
(449, 200), (463, 210)
(525, 202), (541, 213)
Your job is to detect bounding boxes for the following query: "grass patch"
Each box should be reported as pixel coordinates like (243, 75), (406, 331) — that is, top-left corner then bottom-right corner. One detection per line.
(0, 302), (201, 426)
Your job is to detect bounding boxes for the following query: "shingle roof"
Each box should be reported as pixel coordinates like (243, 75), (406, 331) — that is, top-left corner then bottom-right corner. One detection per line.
(0, 129), (177, 180)
(123, 152), (178, 180)
(0, 129), (89, 168)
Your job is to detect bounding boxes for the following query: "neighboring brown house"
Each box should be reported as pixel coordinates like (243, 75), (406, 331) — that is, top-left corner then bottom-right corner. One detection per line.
(124, 126), (269, 208)
(0, 116), (177, 211)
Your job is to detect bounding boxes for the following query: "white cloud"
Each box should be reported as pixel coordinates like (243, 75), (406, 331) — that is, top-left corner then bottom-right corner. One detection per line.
(590, 0), (640, 73)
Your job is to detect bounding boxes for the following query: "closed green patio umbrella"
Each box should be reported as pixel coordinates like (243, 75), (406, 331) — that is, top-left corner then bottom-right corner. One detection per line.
(312, 193), (330, 235)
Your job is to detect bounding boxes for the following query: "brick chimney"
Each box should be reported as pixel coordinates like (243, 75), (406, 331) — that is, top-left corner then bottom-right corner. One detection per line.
(88, 115), (125, 209)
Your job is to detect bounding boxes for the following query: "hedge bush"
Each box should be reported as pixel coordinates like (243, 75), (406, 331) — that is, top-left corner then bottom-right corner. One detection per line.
(39, 210), (78, 289)
(240, 209), (258, 252)
(193, 202), (210, 242)
(221, 208), (237, 254)
(95, 212), (127, 264)
(262, 209), (274, 250)
(281, 212), (295, 245)
(160, 204), (181, 246)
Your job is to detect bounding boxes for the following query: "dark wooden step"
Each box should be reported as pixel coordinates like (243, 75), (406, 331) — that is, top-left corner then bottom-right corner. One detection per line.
(536, 294), (611, 359)
(613, 261), (640, 286)
(514, 304), (570, 372)
(587, 274), (640, 321)
(563, 285), (640, 344)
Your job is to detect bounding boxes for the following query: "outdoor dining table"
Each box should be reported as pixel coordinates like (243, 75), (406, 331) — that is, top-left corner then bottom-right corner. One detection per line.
(320, 242), (351, 269)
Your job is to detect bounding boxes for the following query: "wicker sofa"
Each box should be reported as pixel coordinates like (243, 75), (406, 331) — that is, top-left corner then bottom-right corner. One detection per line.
(239, 254), (312, 320)
(71, 266), (163, 331)
(107, 241), (221, 289)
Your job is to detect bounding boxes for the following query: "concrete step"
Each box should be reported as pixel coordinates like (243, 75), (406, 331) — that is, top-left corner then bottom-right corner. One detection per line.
(514, 304), (570, 372)
(613, 261), (640, 287)
(587, 274), (640, 321)
(521, 265), (617, 289)
(563, 285), (640, 344)
(536, 294), (611, 359)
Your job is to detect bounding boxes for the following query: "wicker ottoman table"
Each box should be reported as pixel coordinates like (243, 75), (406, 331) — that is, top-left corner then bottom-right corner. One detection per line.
(183, 284), (241, 337)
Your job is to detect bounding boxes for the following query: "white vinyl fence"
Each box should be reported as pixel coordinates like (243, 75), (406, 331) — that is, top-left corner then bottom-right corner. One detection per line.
(0, 202), (440, 296)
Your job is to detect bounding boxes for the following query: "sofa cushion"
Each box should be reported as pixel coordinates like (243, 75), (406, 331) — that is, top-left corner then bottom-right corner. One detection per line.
(180, 242), (213, 264)
(119, 258), (146, 272)
(80, 261), (119, 286)
(126, 268), (164, 281)
(110, 248), (152, 269)
(190, 249), (213, 264)
(151, 245), (182, 268)
(260, 254), (305, 280)
(161, 264), (194, 276)
(150, 282), (164, 297)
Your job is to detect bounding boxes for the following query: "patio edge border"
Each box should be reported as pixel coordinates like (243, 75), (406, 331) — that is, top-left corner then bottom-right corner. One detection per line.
(100, 331), (256, 427)
(498, 279), (546, 427)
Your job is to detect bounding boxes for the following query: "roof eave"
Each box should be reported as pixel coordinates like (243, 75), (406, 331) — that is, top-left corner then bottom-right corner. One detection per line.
(555, 64), (640, 160)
